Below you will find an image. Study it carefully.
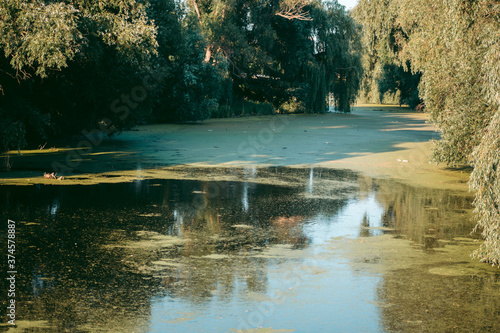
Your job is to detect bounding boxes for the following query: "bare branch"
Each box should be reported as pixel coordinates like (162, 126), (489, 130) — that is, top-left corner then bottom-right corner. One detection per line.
(224, 52), (247, 79)
(191, 0), (201, 19)
(276, 0), (313, 21)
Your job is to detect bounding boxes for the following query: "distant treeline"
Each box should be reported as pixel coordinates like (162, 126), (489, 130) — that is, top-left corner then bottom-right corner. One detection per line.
(0, 0), (362, 151)
(354, 0), (500, 266)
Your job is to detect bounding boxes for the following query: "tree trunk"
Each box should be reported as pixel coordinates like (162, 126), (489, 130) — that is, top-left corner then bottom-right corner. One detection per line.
(204, 45), (212, 63)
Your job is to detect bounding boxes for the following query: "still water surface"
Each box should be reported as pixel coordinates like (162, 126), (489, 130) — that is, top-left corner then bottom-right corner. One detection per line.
(1, 168), (499, 332)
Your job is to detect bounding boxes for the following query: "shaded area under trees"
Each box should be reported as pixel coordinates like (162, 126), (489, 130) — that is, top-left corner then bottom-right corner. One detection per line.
(352, 0), (421, 108)
(0, 0), (362, 154)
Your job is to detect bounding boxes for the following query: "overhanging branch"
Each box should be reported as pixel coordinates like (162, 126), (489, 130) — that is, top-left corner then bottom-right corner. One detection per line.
(276, 0), (313, 21)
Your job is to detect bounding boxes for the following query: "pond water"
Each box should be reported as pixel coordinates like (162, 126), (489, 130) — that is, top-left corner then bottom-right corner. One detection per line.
(1, 167), (500, 332)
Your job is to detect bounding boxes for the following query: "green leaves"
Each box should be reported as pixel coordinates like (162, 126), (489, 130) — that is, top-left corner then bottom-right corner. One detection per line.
(0, 0), (159, 150)
(0, 0), (362, 152)
(471, 110), (500, 266)
(353, 0), (500, 265)
(184, 0), (361, 113)
(1, 1), (80, 78)
(0, 0), (157, 79)
(353, 0), (420, 106)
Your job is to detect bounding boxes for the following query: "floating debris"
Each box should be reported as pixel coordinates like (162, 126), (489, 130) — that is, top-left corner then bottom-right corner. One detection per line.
(43, 172), (64, 180)
(232, 224), (253, 229)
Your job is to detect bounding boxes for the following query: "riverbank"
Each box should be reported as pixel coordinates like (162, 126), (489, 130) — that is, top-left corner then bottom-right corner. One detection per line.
(0, 105), (470, 190)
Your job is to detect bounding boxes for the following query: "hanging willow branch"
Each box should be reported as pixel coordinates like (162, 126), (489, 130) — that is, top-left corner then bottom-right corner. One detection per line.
(276, 0), (313, 21)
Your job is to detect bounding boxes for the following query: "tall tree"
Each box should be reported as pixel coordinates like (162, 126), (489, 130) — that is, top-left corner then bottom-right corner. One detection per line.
(396, 0), (500, 265)
(147, 0), (225, 122)
(0, 0), (364, 154)
(352, 0), (421, 107)
(355, 0), (500, 265)
(0, 0), (158, 151)
(186, 0), (362, 113)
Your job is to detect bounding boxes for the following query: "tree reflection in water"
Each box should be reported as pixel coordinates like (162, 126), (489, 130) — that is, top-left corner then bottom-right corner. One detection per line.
(0, 167), (497, 332)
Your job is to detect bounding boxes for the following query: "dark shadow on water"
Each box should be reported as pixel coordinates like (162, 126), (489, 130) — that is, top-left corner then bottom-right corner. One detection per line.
(0, 109), (440, 179)
(0, 167), (496, 332)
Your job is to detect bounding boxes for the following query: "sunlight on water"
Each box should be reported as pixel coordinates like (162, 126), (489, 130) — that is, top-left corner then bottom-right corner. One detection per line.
(1, 167), (499, 332)
(304, 193), (385, 245)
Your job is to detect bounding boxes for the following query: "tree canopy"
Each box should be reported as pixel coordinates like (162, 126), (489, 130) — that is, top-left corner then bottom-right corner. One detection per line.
(0, 0), (158, 151)
(0, 0), (362, 153)
(352, 0), (421, 108)
(354, 0), (500, 265)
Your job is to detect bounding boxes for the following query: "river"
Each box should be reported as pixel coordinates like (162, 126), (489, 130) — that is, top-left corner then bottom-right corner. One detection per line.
(1, 166), (498, 332)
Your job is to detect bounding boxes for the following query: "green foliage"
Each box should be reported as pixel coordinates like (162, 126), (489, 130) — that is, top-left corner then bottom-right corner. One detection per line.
(0, 1), (79, 79)
(279, 96), (307, 114)
(0, 118), (26, 152)
(470, 111), (500, 266)
(0, 0), (157, 78)
(0, 0), (158, 151)
(352, 0), (420, 106)
(317, 1), (363, 113)
(353, 0), (500, 265)
(147, 0), (225, 122)
(393, 0), (495, 166)
(240, 100), (274, 116)
(189, 0), (362, 113)
(0, 0), (362, 152)
(378, 62), (421, 108)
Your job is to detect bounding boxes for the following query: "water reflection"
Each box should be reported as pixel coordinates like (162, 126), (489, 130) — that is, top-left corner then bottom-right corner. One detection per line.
(0, 167), (498, 332)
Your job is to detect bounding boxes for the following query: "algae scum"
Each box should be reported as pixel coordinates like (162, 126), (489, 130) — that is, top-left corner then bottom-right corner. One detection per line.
(1, 167), (500, 332)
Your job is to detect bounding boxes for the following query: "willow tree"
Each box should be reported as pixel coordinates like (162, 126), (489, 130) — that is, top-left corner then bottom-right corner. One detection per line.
(0, 0), (158, 151)
(355, 0), (500, 265)
(145, 0), (227, 122)
(352, 0), (420, 106)
(313, 1), (363, 112)
(186, 0), (362, 113)
(397, 0), (500, 266)
(395, 0), (495, 165)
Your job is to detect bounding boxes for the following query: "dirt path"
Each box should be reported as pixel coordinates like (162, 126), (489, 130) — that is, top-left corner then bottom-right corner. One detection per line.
(0, 105), (470, 190)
